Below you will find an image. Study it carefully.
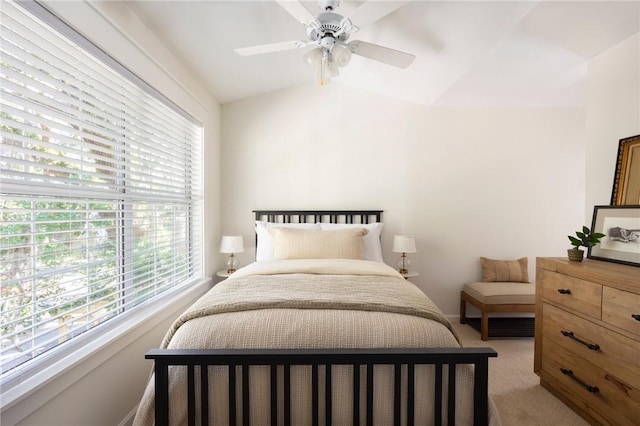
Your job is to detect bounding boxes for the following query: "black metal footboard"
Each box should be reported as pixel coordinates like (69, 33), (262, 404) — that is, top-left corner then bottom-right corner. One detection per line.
(146, 347), (497, 426)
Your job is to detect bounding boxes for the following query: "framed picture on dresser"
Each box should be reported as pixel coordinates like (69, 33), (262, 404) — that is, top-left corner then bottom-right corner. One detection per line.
(611, 134), (640, 205)
(588, 205), (640, 267)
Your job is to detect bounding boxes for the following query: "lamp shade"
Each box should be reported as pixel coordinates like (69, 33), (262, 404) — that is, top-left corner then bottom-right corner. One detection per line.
(220, 236), (244, 254)
(303, 48), (322, 66)
(392, 235), (416, 253)
(332, 44), (352, 68)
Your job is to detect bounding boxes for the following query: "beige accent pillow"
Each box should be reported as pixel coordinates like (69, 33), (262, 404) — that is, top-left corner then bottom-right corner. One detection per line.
(481, 257), (530, 283)
(269, 227), (369, 260)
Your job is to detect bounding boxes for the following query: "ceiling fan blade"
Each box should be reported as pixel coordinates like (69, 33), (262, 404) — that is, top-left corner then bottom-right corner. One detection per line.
(235, 40), (307, 56)
(346, 1), (408, 29)
(275, 0), (315, 25)
(348, 40), (415, 69)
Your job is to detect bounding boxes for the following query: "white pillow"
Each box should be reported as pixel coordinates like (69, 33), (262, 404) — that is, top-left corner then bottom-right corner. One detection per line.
(255, 221), (320, 261)
(319, 222), (384, 262)
(269, 227), (369, 260)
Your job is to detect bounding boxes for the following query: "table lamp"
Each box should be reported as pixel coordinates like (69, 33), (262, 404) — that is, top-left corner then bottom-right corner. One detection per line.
(220, 236), (244, 274)
(392, 235), (416, 274)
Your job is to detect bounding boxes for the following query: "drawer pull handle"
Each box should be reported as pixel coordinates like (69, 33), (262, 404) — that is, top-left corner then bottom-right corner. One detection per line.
(557, 288), (572, 295)
(560, 330), (601, 351)
(560, 368), (600, 393)
(632, 314), (640, 322)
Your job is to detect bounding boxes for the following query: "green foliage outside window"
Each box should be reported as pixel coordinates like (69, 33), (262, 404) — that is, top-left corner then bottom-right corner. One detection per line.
(1, 121), (188, 368)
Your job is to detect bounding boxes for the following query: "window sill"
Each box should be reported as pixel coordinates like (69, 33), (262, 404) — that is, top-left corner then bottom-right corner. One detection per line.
(1, 278), (210, 421)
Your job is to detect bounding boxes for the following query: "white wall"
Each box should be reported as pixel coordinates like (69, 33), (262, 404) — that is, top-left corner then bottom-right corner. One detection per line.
(221, 84), (585, 317)
(1, 1), (221, 425)
(586, 33), (640, 221)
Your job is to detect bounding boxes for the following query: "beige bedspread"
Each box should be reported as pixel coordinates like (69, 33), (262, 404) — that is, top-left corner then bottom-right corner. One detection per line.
(133, 260), (500, 426)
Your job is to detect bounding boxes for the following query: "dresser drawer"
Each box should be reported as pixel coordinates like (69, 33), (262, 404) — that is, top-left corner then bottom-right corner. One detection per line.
(603, 286), (640, 337)
(542, 303), (640, 391)
(540, 270), (602, 319)
(541, 337), (640, 426)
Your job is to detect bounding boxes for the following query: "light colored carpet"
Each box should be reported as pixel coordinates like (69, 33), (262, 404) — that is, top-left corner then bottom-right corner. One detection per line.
(454, 323), (589, 426)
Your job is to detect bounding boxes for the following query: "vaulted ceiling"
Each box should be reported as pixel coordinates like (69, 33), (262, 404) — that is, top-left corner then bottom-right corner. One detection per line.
(127, 1), (640, 106)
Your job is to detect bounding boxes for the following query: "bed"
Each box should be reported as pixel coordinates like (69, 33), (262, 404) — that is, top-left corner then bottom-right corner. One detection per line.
(133, 210), (499, 426)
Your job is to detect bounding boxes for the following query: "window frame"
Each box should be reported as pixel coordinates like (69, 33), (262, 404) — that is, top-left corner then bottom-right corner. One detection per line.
(0, 0), (205, 391)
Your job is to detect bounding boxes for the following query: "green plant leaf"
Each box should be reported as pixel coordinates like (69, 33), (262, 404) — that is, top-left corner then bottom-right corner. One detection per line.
(582, 226), (590, 234)
(568, 236), (582, 247)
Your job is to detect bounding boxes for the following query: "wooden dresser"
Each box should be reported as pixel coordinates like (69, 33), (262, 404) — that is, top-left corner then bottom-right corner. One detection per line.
(535, 257), (640, 425)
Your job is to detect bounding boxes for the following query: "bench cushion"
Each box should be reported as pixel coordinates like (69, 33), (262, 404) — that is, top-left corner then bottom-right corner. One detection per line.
(463, 281), (535, 305)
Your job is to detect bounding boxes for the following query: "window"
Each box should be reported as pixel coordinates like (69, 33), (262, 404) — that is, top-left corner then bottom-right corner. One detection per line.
(0, 0), (203, 378)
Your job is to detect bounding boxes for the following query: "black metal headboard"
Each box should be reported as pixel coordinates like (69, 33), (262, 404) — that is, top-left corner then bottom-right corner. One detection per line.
(253, 210), (383, 224)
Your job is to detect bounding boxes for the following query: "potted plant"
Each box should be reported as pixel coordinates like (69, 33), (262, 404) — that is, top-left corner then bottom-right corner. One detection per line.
(567, 226), (605, 262)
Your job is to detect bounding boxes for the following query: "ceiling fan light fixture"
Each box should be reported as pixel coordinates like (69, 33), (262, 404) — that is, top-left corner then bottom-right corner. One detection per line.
(318, 54), (339, 86)
(325, 56), (339, 78)
(332, 43), (351, 67)
(304, 48), (339, 86)
(303, 48), (322, 66)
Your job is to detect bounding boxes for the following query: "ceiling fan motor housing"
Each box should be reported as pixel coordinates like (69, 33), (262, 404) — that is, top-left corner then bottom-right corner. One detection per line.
(307, 12), (350, 43)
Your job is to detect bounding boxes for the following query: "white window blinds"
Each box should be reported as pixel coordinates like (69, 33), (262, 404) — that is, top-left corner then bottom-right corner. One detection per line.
(0, 0), (203, 376)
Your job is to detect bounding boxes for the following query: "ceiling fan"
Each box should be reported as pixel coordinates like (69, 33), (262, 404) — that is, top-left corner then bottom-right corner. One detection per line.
(235, 0), (415, 85)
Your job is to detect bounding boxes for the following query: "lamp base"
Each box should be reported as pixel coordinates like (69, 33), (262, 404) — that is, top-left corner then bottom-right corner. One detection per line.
(225, 253), (238, 275)
(396, 253), (411, 275)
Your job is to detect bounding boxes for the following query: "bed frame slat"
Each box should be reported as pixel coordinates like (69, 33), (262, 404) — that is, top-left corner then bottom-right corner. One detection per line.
(187, 365), (195, 426)
(394, 363), (401, 425)
(242, 365), (250, 426)
(312, 364), (319, 426)
(407, 363), (415, 426)
(254, 210), (383, 224)
(366, 363), (374, 426)
(229, 364), (236, 425)
(200, 365), (209, 425)
(325, 364), (332, 426)
(448, 365), (457, 426)
(353, 364), (361, 425)
(270, 365), (277, 424)
(284, 364), (291, 426)
(435, 363), (443, 424)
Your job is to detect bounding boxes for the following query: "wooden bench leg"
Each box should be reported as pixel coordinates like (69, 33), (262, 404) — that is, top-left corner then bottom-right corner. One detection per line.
(460, 294), (467, 324)
(481, 312), (489, 341)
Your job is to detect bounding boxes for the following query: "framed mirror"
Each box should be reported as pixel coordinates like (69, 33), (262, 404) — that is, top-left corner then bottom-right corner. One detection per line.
(611, 135), (640, 205)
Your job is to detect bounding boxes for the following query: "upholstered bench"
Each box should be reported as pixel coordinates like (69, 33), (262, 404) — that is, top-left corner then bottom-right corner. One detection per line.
(460, 281), (536, 341)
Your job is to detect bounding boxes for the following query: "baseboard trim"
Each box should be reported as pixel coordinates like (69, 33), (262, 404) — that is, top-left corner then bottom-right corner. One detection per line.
(118, 405), (138, 426)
